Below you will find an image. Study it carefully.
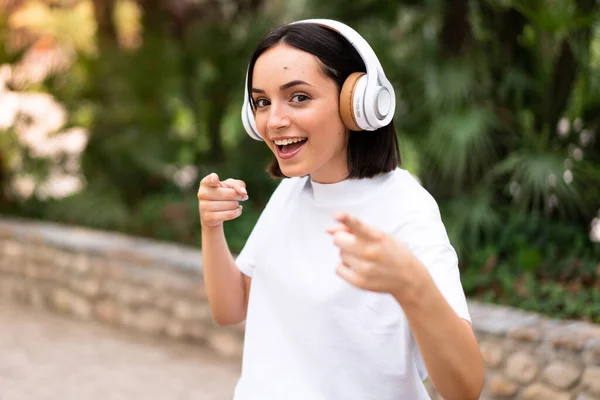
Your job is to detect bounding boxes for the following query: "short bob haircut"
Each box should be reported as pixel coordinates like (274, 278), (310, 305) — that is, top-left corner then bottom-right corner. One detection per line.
(246, 22), (401, 179)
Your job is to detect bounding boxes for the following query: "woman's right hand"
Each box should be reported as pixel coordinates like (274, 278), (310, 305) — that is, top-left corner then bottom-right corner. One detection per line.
(197, 173), (248, 228)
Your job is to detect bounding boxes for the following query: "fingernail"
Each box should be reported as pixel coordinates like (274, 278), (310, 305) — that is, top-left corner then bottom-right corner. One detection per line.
(240, 187), (247, 195)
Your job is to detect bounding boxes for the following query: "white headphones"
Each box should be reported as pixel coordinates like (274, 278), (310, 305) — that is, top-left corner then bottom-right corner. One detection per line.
(241, 18), (396, 141)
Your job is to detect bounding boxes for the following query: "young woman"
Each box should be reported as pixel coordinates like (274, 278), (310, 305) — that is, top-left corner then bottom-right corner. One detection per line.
(197, 19), (484, 400)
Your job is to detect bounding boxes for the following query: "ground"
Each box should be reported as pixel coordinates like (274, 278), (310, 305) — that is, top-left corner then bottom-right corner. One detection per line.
(0, 303), (241, 400)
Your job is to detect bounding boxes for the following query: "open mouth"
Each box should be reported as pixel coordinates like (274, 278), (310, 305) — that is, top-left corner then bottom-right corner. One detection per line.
(273, 138), (308, 159)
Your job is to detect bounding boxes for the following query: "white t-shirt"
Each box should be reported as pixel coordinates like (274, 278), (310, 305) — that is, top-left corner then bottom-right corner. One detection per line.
(233, 167), (470, 400)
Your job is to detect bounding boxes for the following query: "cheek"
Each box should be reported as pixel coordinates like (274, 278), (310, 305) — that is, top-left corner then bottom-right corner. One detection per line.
(254, 114), (273, 145)
(307, 115), (346, 152)
(253, 113), (267, 137)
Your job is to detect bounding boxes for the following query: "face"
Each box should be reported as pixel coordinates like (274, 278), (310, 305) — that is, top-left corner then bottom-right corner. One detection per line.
(251, 43), (349, 184)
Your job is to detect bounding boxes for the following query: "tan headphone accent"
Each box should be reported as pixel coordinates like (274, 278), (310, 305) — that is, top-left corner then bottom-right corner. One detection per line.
(339, 72), (365, 131)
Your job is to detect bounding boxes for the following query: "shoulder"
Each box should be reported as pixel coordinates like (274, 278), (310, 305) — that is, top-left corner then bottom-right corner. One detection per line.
(385, 168), (441, 216)
(383, 169), (450, 247)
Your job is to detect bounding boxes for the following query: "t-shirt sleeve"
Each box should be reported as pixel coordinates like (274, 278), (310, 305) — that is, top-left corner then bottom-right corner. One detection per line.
(395, 200), (471, 323)
(395, 195), (471, 382)
(235, 178), (292, 277)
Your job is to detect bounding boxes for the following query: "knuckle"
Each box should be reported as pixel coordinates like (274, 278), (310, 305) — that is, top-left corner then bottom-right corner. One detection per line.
(197, 187), (213, 200)
(229, 191), (242, 200)
(199, 207), (211, 218)
(374, 232), (386, 242)
(354, 275), (368, 288)
(364, 262), (376, 277)
(362, 245), (378, 260)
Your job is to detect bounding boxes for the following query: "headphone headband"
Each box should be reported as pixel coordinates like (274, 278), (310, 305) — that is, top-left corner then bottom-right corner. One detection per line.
(290, 19), (389, 88)
(241, 19), (395, 141)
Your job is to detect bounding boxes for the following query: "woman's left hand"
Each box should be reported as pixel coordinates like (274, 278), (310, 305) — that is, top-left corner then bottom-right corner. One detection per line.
(327, 212), (424, 300)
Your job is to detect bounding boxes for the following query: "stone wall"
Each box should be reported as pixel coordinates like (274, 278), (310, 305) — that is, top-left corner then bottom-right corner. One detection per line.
(0, 217), (245, 358)
(1, 217), (600, 400)
(468, 304), (600, 400)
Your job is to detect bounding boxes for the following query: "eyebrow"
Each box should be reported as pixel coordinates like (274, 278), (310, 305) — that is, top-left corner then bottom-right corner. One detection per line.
(251, 80), (313, 94)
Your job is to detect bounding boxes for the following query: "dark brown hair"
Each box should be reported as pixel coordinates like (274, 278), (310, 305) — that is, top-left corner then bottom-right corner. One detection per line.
(246, 22), (401, 179)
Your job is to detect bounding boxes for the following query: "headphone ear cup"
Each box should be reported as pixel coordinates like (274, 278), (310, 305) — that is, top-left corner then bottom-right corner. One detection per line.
(339, 72), (366, 131)
(241, 102), (263, 141)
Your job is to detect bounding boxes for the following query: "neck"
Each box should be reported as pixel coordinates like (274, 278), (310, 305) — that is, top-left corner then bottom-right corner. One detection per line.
(309, 165), (349, 184)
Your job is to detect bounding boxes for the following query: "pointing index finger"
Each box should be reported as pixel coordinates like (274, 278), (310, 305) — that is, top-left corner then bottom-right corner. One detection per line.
(334, 212), (380, 240)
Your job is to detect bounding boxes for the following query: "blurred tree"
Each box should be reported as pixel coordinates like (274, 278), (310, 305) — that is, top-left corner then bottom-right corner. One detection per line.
(34, 0), (280, 239)
(305, 0), (600, 267)
(92, 0), (117, 44)
(2, 0), (598, 294)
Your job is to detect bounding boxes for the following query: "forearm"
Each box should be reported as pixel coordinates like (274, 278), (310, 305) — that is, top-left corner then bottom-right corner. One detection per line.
(201, 224), (247, 325)
(393, 263), (484, 400)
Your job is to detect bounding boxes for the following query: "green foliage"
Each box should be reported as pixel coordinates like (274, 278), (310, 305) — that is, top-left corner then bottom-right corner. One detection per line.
(304, 0), (600, 321)
(2, 0), (600, 321)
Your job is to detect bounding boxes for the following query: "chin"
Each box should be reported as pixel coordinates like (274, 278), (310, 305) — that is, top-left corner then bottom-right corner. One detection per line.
(278, 163), (310, 178)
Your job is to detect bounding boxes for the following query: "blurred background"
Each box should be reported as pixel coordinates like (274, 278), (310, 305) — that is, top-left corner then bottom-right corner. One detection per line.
(0, 0), (599, 322)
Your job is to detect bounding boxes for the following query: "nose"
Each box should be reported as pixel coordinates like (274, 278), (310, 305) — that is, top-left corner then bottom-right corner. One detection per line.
(266, 103), (291, 132)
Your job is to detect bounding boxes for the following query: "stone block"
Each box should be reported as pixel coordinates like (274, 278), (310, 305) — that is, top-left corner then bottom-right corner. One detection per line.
(186, 322), (207, 341)
(172, 300), (211, 322)
(488, 374), (518, 397)
(542, 360), (582, 389)
(166, 320), (186, 339)
(545, 322), (600, 351)
(129, 309), (167, 335)
(51, 289), (92, 319)
(102, 281), (152, 306)
(95, 301), (119, 324)
(508, 326), (542, 343)
(522, 383), (570, 400)
(207, 330), (243, 358)
(582, 367), (600, 396)
(505, 352), (538, 384)
(481, 340), (505, 368)
(69, 278), (100, 297)
(584, 339), (600, 366)
(2, 240), (23, 258)
(70, 253), (91, 274)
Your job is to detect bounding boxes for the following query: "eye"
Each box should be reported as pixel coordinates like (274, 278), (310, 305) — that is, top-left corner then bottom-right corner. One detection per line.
(291, 93), (311, 104)
(253, 98), (270, 108)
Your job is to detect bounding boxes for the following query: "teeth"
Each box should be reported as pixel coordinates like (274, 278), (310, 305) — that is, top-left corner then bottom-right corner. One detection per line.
(273, 137), (307, 146)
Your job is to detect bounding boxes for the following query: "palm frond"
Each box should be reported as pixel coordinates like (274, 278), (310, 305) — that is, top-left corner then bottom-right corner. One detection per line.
(441, 190), (502, 257)
(425, 106), (500, 187)
(488, 150), (585, 216)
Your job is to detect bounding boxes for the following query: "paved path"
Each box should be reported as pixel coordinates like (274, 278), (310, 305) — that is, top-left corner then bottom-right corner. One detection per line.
(0, 303), (241, 400)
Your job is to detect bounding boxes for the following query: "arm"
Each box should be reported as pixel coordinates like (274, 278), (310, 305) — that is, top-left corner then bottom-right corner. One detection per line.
(392, 259), (484, 400)
(198, 173), (251, 326)
(329, 213), (484, 400)
(202, 224), (251, 326)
